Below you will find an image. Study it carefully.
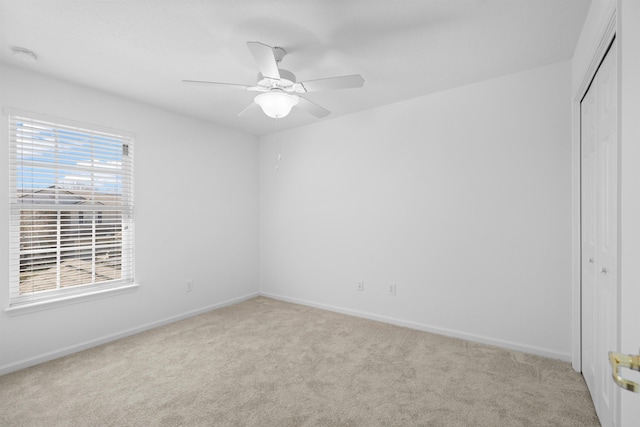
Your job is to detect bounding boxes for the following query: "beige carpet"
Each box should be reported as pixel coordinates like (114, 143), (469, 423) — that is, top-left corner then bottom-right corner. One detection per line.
(0, 296), (599, 426)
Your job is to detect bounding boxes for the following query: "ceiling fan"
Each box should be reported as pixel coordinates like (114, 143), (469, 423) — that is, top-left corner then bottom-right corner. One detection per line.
(182, 41), (364, 119)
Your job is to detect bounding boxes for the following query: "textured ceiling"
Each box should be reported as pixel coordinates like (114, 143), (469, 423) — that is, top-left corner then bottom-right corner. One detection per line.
(0, 0), (591, 136)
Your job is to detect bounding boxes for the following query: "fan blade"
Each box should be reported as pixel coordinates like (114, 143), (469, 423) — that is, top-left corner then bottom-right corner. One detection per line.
(247, 41), (280, 80)
(297, 97), (331, 118)
(298, 74), (364, 93)
(238, 102), (261, 117)
(182, 80), (251, 90)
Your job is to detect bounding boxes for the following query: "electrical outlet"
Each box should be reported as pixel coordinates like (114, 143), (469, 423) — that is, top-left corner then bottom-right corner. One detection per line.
(388, 283), (396, 296)
(186, 280), (194, 292)
(356, 280), (365, 291)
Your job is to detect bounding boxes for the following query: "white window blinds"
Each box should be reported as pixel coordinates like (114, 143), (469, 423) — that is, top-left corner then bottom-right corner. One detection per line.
(8, 113), (134, 307)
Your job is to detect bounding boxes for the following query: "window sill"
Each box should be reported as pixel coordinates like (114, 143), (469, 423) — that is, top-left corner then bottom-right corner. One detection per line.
(4, 283), (140, 316)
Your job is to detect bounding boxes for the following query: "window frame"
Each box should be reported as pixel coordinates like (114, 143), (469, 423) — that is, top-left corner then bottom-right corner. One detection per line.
(6, 109), (136, 311)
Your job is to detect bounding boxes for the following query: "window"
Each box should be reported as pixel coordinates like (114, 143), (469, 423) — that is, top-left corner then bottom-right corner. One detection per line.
(8, 113), (134, 307)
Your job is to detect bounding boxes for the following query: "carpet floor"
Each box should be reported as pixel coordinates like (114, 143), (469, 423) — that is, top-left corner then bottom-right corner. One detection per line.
(0, 296), (599, 426)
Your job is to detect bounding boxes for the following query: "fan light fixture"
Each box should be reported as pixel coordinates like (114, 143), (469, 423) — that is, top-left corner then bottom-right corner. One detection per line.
(255, 90), (299, 118)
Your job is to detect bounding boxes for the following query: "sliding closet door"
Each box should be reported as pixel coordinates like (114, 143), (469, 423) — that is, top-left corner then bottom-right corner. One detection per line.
(581, 39), (618, 427)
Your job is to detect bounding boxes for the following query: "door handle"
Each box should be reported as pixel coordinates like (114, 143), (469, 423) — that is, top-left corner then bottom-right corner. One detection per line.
(608, 351), (640, 393)
(601, 267), (607, 274)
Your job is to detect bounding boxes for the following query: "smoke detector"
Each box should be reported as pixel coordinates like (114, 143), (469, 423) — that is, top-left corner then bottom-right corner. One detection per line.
(11, 47), (38, 62)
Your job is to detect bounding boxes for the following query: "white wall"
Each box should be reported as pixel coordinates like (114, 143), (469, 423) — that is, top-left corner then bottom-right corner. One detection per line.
(259, 60), (573, 360)
(0, 64), (259, 373)
(0, 57), (574, 371)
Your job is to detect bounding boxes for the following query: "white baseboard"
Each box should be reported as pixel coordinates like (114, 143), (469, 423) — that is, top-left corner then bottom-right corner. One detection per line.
(260, 292), (571, 362)
(0, 292), (259, 376)
(1, 290), (570, 376)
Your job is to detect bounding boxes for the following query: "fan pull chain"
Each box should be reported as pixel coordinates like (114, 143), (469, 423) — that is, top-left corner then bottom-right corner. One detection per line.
(275, 117), (282, 171)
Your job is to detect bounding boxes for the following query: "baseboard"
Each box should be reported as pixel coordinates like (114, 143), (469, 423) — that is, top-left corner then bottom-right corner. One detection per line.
(0, 292), (260, 376)
(1, 290), (570, 376)
(260, 292), (571, 362)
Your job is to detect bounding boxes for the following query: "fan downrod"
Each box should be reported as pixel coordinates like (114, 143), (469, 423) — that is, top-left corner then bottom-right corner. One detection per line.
(273, 47), (286, 64)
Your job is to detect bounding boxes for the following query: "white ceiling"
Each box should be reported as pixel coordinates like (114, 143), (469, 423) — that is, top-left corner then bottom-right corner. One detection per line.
(0, 0), (591, 136)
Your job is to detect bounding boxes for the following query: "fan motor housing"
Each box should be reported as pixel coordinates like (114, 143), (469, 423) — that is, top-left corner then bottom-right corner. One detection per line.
(257, 69), (296, 89)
